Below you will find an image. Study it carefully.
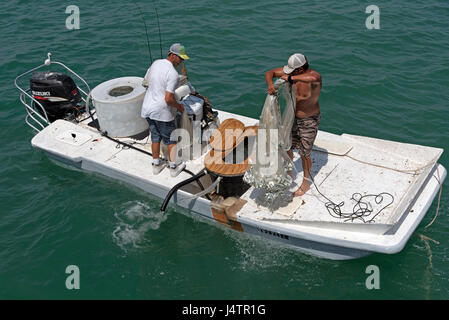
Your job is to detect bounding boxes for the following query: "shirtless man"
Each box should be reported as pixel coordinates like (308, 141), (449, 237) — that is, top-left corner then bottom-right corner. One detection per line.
(265, 53), (322, 196)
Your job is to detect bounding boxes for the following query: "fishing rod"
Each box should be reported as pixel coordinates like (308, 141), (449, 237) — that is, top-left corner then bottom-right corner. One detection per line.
(133, 0), (153, 65)
(152, 0), (163, 59)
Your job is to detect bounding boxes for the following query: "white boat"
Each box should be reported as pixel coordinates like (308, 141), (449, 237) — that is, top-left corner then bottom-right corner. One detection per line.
(15, 53), (446, 260)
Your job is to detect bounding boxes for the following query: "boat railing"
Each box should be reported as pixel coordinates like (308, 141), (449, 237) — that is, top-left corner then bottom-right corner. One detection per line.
(14, 52), (91, 132)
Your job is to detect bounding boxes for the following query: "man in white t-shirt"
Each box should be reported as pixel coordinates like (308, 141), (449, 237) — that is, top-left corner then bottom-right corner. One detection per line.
(141, 43), (189, 176)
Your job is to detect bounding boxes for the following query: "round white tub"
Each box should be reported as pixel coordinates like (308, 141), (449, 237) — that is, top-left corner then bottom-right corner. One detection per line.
(91, 77), (148, 137)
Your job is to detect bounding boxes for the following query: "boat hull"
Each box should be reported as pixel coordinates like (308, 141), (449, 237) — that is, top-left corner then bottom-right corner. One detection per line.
(31, 110), (446, 260)
(37, 136), (445, 260)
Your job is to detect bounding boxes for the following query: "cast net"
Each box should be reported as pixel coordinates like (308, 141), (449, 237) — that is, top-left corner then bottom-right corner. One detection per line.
(243, 80), (296, 206)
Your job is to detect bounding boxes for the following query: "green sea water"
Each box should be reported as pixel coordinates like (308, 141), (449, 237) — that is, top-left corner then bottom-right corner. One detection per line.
(1, 0), (448, 300)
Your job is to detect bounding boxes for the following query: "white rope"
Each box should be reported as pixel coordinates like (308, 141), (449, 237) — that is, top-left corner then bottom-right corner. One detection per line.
(306, 147), (443, 226)
(178, 176), (222, 202)
(313, 147), (437, 175)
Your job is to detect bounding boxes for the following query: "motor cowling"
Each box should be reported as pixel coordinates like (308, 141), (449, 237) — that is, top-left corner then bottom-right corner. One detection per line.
(30, 71), (82, 122)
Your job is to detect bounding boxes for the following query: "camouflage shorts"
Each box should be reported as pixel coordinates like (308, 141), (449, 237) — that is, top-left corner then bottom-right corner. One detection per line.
(291, 113), (321, 158)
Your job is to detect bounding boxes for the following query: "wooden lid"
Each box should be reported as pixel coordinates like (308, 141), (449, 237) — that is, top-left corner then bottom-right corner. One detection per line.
(209, 118), (245, 152)
(205, 121), (259, 177)
(205, 148), (250, 177)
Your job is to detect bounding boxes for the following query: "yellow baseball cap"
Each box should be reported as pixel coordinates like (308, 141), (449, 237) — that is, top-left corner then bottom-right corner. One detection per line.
(169, 43), (189, 60)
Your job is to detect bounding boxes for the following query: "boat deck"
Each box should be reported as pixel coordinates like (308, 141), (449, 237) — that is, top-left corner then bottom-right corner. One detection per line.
(239, 130), (442, 234)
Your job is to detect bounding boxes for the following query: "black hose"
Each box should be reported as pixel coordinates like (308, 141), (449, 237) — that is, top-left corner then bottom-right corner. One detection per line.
(85, 93), (210, 198)
(182, 169), (211, 200)
(160, 170), (207, 212)
(101, 131), (210, 199)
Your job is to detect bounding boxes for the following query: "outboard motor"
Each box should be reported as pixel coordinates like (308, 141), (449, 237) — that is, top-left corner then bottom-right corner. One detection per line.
(30, 71), (82, 122)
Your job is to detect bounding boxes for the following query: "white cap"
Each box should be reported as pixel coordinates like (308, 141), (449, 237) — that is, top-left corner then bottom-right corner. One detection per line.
(283, 53), (307, 74)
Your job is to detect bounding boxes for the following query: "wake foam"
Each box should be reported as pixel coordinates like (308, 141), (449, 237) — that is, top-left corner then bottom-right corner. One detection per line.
(112, 200), (168, 251)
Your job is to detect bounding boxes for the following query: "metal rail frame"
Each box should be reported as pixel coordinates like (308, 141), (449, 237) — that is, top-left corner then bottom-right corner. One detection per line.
(14, 53), (91, 132)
